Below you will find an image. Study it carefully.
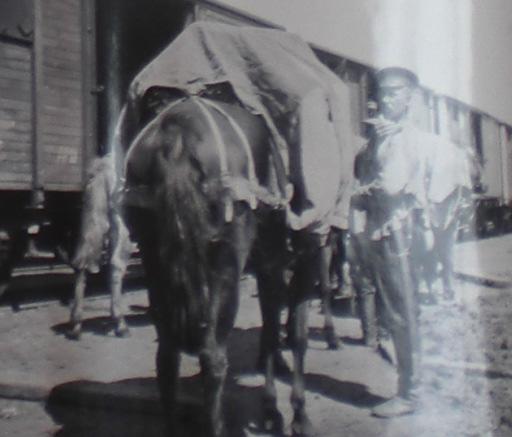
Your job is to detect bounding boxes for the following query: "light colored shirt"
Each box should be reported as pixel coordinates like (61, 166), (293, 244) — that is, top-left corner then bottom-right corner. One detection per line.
(351, 119), (471, 240)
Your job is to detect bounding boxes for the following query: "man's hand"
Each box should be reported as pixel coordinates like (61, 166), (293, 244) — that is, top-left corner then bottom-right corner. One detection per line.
(365, 118), (403, 137)
(351, 181), (386, 209)
(354, 181), (382, 196)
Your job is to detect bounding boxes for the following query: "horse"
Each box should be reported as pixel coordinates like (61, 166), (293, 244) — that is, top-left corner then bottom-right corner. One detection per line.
(66, 156), (133, 340)
(315, 227), (348, 350)
(417, 186), (472, 303)
(124, 94), (335, 437)
(413, 145), (477, 303)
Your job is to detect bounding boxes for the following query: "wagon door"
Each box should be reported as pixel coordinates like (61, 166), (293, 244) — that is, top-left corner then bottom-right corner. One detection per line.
(0, 0), (97, 196)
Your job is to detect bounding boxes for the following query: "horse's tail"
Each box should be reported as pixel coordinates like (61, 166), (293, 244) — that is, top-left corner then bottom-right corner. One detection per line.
(155, 127), (217, 350)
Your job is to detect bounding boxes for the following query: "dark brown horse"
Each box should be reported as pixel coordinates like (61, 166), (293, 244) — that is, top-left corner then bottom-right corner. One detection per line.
(124, 94), (334, 436)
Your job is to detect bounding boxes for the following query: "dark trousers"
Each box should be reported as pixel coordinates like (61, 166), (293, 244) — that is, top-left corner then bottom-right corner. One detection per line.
(348, 232), (378, 345)
(369, 225), (420, 398)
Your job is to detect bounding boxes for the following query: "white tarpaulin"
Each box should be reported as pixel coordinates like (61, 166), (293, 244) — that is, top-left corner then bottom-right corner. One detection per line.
(123, 21), (356, 230)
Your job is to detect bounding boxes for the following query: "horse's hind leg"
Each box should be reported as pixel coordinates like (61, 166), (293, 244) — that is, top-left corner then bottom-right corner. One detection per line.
(68, 270), (86, 340)
(439, 225), (457, 301)
(199, 274), (235, 437)
(257, 269), (286, 435)
(319, 242), (341, 350)
(255, 214), (290, 378)
(109, 216), (130, 338)
(288, 259), (314, 437)
(200, 338), (228, 437)
(110, 262), (130, 337)
(200, 210), (254, 437)
(257, 268), (290, 376)
(129, 208), (181, 433)
(289, 239), (320, 437)
(156, 328), (181, 434)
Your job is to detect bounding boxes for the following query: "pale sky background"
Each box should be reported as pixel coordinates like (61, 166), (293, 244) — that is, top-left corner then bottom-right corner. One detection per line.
(218, 0), (512, 125)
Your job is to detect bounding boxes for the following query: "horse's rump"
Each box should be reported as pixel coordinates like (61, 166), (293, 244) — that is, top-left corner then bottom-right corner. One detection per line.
(128, 97), (269, 352)
(126, 96), (281, 211)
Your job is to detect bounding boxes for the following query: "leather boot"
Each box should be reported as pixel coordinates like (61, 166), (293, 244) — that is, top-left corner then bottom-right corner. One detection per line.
(359, 292), (378, 348)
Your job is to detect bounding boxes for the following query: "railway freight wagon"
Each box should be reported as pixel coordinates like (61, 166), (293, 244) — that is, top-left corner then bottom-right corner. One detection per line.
(0, 0), (97, 288)
(429, 96), (512, 237)
(0, 0), (200, 291)
(2, 0), (509, 292)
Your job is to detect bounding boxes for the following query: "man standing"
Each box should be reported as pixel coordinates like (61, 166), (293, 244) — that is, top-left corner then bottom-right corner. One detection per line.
(350, 67), (435, 417)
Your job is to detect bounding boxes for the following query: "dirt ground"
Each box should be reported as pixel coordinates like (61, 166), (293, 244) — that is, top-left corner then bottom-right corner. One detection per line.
(417, 279), (512, 437)
(0, 268), (511, 436)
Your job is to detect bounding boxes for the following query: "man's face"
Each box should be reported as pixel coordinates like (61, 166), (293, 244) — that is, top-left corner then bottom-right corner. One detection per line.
(378, 75), (413, 122)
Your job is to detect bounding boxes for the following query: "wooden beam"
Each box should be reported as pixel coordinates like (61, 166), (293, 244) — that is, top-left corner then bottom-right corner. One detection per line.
(80, 0), (98, 183)
(31, 0), (44, 197)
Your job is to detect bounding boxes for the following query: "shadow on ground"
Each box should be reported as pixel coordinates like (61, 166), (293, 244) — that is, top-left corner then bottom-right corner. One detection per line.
(44, 319), (382, 436)
(50, 312), (152, 338)
(45, 375), (267, 437)
(44, 326), (263, 437)
(0, 266), (145, 311)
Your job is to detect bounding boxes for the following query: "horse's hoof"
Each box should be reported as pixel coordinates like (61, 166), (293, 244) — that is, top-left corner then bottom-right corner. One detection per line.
(65, 329), (81, 341)
(364, 335), (379, 351)
(421, 294), (437, 306)
(211, 422), (225, 437)
(262, 409), (284, 436)
(325, 329), (342, 350)
(115, 326), (131, 338)
(291, 415), (314, 437)
(443, 289), (455, 301)
(327, 338), (342, 350)
(428, 295), (438, 305)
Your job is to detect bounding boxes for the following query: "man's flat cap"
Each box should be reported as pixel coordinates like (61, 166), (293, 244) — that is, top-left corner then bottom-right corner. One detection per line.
(376, 67), (419, 87)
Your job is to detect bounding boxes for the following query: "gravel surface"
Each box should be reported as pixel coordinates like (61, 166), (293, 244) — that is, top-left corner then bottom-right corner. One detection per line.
(0, 249), (511, 436)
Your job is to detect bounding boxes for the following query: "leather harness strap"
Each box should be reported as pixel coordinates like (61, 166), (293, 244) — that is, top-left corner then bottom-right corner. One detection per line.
(124, 97), (187, 178)
(191, 96), (234, 221)
(190, 97), (230, 180)
(124, 95), (286, 217)
(200, 98), (258, 210)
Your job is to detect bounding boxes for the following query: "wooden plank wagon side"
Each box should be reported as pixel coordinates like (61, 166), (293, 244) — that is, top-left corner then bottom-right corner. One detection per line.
(0, 0), (96, 290)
